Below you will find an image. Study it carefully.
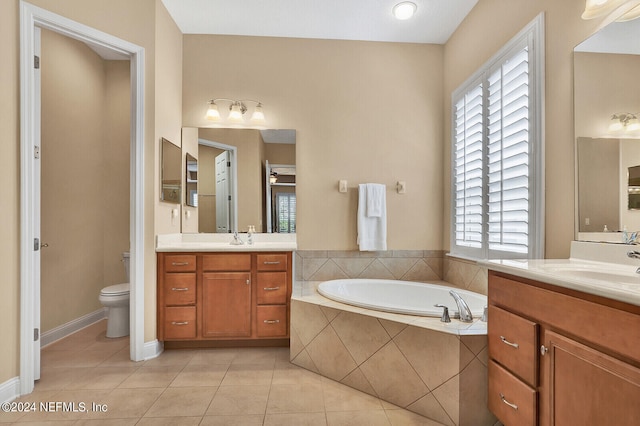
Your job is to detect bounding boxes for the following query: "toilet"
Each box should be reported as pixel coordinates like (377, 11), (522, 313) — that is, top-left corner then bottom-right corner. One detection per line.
(99, 251), (130, 338)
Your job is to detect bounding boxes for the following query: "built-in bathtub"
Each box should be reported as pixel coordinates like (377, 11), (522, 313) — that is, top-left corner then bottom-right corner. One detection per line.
(290, 279), (496, 426)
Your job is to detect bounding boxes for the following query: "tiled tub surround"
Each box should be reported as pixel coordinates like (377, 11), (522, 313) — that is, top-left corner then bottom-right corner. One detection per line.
(294, 250), (489, 296)
(290, 287), (495, 426)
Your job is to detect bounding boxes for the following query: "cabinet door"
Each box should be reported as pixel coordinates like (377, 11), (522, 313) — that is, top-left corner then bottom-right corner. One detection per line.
(542, 330), (640, 426)
(202, 272), (252, 337)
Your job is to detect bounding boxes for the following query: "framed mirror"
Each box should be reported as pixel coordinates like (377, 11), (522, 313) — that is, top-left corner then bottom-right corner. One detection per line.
(160, 137), (181, 204)
(574, 19), (640, 240)
(182, 127), (296, 233)
(185, 152), (198, 207)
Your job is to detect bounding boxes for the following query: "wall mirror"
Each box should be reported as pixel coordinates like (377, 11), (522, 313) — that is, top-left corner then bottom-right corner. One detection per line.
(185, 152), (198, 207)
(161, 137), (182, 204)
(574, 18), (640, 240)
(183, 127), (296, 233)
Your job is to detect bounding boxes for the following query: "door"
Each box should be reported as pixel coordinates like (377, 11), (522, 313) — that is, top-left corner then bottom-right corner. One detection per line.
(215, 151), (230, 233)
(541, 330), (640, 425)
(201, 272), (252, 337)
(32, 26), (42, 381)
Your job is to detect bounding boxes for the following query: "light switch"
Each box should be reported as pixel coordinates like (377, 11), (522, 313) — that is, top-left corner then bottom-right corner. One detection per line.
(339, 180), (348, 193)
(397, 181), (406, 194)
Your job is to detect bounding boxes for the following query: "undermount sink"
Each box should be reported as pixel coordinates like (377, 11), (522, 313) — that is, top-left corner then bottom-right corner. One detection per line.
(536, 262), (640, 285)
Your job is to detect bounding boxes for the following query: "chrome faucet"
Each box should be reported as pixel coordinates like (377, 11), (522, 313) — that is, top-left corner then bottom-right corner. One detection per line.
(449, 290), (473, 322)
(230, 231), (244, 245)
(627, 251), (640, 274)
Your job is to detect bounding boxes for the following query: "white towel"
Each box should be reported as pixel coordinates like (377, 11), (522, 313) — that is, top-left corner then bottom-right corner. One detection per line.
(357, 183), (387, 251)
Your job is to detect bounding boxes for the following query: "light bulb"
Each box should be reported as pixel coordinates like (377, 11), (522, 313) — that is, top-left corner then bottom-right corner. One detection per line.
(393, 2), (417, 20)
(228, 103), (243, 122)
(250, 103), (266, 124)
(205, 102), (220, 121)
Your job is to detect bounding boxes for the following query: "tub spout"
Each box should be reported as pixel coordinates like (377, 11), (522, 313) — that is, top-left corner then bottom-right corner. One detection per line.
(449, 290), (473, 322)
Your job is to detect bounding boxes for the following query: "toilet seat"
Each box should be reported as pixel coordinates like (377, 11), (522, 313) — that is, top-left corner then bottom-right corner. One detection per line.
(100, 283), (130, 297)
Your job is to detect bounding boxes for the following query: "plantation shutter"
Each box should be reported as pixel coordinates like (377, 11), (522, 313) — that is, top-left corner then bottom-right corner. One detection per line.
(454, 82), (484, 251)
(276, 192), (296, 233)
(487, 46), (530, 255)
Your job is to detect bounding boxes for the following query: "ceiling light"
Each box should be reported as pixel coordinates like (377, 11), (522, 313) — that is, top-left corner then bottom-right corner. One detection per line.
(205, 98), (266, 126)
(393, 2), (417, 20)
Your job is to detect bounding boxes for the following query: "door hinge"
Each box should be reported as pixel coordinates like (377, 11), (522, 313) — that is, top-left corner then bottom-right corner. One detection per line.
(34, 146), (40, 159)
(227, 161), (231, 167)
(34, 55), (40, 69)
(34, 238), (40, 251)
(34, 328), (39, 341)
(228, 195), (232, 201)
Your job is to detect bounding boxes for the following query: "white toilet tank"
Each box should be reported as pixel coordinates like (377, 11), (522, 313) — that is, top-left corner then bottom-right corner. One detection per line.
(123, 251), (130, 281)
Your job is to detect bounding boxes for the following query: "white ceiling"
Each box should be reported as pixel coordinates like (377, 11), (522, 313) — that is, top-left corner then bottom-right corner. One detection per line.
(575, 19), (640, 55)
(161, 0), (478, 44)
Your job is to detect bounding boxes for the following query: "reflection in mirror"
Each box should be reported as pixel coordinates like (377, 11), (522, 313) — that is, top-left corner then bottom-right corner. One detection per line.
(161, 138), (181, 204)
(266, 161), (296, 233)
(629, 165), (640, 209)
(185, 153), (197, 207)
(574, 18), (640, 240)
(183, 128), (296, 233)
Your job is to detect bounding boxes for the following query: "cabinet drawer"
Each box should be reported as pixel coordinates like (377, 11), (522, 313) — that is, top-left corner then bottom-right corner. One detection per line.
(203, 254), (251, 271)
(489, 305), (538, 386)
(257, 272), (288, 305)
(163, 273), (196, 305)
(164, 255), (196, 272)
(488, 360), (537, 426)
(164, 306), (196, 339)
(257, 253), (288, 271)
(256, 306), (288, 337)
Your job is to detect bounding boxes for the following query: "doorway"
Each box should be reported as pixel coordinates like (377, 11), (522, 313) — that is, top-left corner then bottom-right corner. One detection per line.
(20, 2), (145, 396)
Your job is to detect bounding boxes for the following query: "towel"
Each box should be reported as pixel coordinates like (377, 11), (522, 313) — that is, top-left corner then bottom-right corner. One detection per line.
(357, 183), (387, 251)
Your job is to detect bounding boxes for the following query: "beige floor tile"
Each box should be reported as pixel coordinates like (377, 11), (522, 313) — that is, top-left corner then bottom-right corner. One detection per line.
(40, 349), (114, 368)
(326, 410), (391, 426)
(117, 366), (181, 388)
(85, 387), (164, 419)
(136, 417), (201, 426)
(144, 386), (217, 417)
(74, 419), (139, 425)
(272, 362), (323, 386)
(206, 385), (270, 416)
(266, 382), (325, 414)
(143, 348), (196, 367)
(221, 364), (273, 386)
(200, 414), (265, 425)
(322, 378), (383, 412)
(187, 348), (239, 366)
(263, 412), (328, 426)
(64, 366), (138, 390)
(230, 347), (280, 366)
(99, 346), (140, 368)
(170, 363), (228, 387)
(386, 408), (446, 425)
(14, 389), (111, 422)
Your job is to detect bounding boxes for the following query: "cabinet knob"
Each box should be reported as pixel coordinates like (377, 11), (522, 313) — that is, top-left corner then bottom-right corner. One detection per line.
(540, 345), (549, 356)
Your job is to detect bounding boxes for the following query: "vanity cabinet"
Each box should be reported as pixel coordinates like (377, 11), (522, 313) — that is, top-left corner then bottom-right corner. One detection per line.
(157, 251), (292, 345)
(488, 271), (640, 426)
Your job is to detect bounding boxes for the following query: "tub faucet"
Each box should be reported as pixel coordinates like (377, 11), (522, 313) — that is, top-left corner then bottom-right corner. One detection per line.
(627, 251), (640, 274)
(449, 290), (473, 322)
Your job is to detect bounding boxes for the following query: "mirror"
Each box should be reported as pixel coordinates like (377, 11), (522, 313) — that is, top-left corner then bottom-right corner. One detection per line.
(183, 127), (296, 233)
(161, 137), (181, 204)
(185, 152), (198, 207)
(574, 19), (640, 239)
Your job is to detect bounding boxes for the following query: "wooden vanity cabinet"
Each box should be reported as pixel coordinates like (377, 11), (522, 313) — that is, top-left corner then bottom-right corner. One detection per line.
(488, 271), (640, 426)
(157, 251), (292, 345)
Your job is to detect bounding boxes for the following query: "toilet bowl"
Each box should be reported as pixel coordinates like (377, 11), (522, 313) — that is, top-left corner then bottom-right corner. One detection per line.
(99, 252), (130, 338)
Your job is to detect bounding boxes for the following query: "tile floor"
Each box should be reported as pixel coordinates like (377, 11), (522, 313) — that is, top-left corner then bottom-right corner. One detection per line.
(2, 320), (443, 425)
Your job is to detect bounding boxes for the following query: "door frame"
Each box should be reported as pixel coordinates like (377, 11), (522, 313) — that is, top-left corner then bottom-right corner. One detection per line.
(19, 1), (146, 395)
(199, 138), (238, 232)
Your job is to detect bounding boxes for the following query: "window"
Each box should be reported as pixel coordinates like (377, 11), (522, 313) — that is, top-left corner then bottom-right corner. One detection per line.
(451, 15), (544, 260)
(276, 192), (296, 233)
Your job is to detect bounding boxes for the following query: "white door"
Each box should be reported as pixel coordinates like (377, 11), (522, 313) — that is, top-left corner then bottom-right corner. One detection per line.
(215, 151), (231, 232)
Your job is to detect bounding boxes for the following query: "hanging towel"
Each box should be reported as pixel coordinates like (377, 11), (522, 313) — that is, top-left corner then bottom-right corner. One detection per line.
(357, 183), (387, 251)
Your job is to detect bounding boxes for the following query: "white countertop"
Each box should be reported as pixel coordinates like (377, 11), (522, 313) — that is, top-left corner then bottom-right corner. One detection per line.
(482, 241), (640, 307)
(156, 233), (297, 252)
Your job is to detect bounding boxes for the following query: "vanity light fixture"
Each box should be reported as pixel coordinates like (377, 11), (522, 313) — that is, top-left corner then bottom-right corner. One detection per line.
(393, 2), (417, 20)
(205, 98), (266, 125)
(609, 112), (640, 133)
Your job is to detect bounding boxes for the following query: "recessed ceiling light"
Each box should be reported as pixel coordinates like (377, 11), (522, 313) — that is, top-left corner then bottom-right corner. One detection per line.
(393, 2), (417, 20)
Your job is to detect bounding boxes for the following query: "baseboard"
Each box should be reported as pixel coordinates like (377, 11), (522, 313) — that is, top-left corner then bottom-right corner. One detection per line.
(40, 308), (107, 348)
(0, 377), (20, 403)
(143, 339), (164, 360)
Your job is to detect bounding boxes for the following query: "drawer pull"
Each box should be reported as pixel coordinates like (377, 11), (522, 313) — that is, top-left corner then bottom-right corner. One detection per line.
(171, 287), (189, 291)
(263, 286), (281, 291)
(171, 262), (190, 266)
(263, 261), (281, 265)
(499, 393), (518, 411)
(263, 319), (280, 324)
(500, 336), (519, 349)
(171, 321), (189, 326)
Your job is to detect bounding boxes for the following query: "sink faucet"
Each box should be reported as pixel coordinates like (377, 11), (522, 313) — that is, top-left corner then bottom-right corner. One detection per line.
(449, 290), (473, 322)
(230, 231), (244, 245)
(627, 251), (640, 274)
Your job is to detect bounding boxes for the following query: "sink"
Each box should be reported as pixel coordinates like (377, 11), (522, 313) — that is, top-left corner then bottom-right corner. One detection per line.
(536, 262), (640, 285)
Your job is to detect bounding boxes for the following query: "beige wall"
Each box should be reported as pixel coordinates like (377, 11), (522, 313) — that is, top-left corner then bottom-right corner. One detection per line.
(443, 0), (606, 259)
(0, 0), (20, 386)
(40, 30), (130, 333)
(183, 36), (445, 250)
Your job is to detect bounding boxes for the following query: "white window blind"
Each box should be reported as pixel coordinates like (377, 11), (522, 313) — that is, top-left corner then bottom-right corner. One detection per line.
(450, 15), (544, 260)
(276, 192), (296, 233)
